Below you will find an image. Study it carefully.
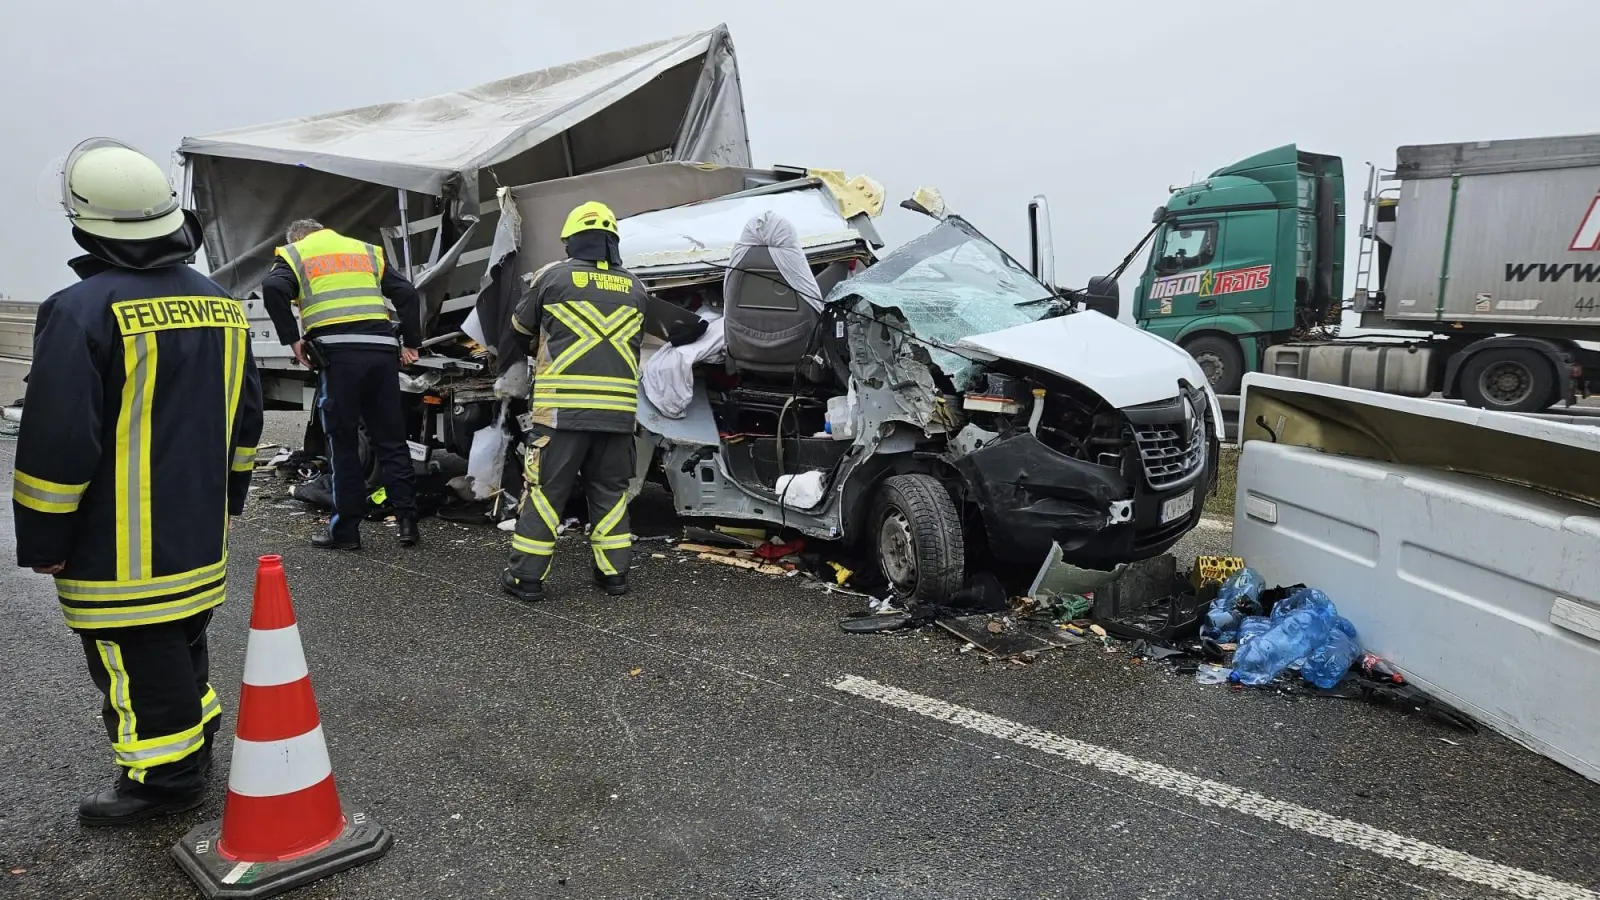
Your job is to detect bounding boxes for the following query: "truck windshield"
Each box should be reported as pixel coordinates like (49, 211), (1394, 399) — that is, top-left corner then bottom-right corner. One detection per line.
(828, 217), (1056, 353)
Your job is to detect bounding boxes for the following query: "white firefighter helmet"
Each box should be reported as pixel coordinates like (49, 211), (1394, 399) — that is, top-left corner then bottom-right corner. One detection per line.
(57, 138), (184, 240)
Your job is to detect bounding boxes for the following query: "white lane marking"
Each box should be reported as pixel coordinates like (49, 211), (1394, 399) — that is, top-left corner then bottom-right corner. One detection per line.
(833, 675), (1598, 900)
(227, 726), (333, 797)
(242, 623), (310, 687)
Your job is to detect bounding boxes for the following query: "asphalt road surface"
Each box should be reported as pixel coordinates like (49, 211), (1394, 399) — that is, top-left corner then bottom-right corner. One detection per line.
(2, 402), (1598, 900)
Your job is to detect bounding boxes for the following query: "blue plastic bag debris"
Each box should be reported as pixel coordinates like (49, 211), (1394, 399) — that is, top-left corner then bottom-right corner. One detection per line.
(1237, 616), (1272, 649)
(1230, 586), (1366, 688)
(1302, 624), (1362, 689)
(1201, 568), (1266, 642)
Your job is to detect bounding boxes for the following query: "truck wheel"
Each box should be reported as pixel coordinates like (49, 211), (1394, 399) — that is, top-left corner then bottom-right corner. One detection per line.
(870, 474), (965, 606)
(1460, 349), (1555, 413)
(1183, 335), (1243, 395)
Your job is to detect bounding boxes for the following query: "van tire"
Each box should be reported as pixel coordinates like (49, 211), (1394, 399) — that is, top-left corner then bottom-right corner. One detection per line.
(1460, 348), (1555, 413)
(1183, 335), (1243, 395)
(870, 474), (965, 606)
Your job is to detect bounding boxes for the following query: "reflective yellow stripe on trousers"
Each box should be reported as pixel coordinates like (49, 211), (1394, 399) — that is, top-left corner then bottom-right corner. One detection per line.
(95, 640), (138, 748)
(511, 534), (555, 556)
(94, 642), (221, 780)
(590, 494), (631, 576)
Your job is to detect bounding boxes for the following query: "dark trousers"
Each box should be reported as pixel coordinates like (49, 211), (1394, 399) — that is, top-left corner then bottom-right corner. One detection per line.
(507, 427), (635, 581)
(79, 611), (220, 797)
(316, 348), (416, 540)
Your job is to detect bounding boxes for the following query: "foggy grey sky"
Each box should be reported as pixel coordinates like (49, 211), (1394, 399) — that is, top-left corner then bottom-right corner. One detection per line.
(1, 0), (1595, 302)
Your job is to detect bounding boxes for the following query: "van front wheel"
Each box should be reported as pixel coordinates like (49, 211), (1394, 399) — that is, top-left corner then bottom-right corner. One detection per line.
(870, 474), (965, 606)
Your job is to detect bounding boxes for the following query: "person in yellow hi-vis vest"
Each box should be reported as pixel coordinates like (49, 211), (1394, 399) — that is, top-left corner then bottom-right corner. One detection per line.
(262, 219), (424, 549)
(502, 202), (649, 602)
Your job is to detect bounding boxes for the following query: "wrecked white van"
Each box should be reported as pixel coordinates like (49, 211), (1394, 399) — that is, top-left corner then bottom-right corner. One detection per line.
(472, 163), (1224, 602)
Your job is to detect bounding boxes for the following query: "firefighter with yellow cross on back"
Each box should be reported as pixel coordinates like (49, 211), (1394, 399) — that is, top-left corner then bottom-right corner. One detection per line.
(502, 201), (649, 602)
(12, 138), (264, 825)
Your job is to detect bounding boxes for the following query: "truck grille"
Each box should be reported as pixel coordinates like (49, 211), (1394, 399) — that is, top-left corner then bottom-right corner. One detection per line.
(1132, 418), (1205, 489)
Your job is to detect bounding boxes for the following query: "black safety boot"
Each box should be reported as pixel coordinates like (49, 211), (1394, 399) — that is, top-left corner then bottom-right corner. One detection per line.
(593, 569), (629, 597)
(502, 570), (545, 603)
(77, 786), (204, 827)
(311, 528), (361, 551)
(397, 515), (420, 547)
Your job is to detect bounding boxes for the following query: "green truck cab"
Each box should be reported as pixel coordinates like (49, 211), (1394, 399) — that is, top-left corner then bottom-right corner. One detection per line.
(1133, 146), (1345, 394)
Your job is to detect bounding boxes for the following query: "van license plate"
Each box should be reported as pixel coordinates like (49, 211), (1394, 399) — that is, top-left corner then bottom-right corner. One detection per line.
(1160, 490), (1195, 524)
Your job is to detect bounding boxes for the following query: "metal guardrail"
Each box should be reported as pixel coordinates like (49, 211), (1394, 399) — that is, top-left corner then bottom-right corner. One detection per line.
(0, 301), (36, 363)
(1217, 393), (1600, 444)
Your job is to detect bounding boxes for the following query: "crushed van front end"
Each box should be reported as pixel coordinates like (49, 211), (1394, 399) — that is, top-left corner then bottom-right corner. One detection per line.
(950, 377), (1215, 573)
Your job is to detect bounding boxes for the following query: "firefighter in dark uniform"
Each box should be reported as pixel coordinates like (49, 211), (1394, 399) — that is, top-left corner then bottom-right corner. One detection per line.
(502, 201), (648, 602)
(261, 219), (424, 549)
(13, 138), (264, 824)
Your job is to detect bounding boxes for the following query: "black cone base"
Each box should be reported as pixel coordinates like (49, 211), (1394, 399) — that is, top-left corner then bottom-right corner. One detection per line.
(170, 809), (392, 899)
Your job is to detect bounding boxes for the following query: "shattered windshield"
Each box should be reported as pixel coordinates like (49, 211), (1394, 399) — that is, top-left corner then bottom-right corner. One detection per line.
(826, 218), (1056, 361)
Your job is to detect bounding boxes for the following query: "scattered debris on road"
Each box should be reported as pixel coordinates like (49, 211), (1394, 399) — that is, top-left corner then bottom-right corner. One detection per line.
(936, 613), (1081, 659)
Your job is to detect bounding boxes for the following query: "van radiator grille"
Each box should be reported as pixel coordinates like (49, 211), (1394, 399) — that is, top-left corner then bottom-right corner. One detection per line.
(1132, 421), (1204, 489)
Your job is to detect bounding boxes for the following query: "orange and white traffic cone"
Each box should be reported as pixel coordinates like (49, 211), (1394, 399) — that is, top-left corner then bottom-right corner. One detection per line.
(172, 555), (391, 898)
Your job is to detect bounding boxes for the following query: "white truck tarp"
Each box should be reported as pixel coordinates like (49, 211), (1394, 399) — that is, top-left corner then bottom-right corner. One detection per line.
(178, 24), (749, 301)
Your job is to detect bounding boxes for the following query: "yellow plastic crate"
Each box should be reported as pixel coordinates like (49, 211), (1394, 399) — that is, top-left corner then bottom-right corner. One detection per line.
(1191, 555), (1245, 591)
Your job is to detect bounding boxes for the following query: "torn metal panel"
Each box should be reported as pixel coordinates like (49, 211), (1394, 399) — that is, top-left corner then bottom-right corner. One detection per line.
(656, 439), (844, 540)
(844, 304), (947, 432)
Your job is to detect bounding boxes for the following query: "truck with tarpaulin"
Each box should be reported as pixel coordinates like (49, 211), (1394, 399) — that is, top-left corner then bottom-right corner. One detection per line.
(176, 24), (750, 422)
